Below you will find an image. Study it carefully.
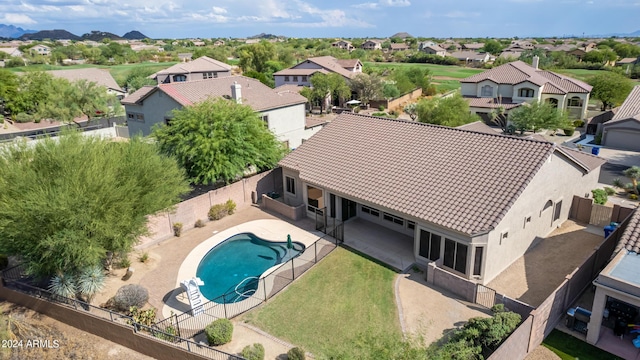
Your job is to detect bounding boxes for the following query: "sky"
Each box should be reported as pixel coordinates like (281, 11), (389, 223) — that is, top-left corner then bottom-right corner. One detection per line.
(0, 0), (638, 39)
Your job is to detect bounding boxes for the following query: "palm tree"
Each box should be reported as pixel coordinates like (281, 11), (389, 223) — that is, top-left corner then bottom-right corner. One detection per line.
(77, 266), (106, 304)
(489, 105), (507, 133)
(48, 272), (76, 300)
(623, 166), (640, 195)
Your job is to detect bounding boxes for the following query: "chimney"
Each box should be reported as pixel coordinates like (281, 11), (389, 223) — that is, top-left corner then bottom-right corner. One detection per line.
(532, 56), (539, 70)
(231, 81), (242, 104)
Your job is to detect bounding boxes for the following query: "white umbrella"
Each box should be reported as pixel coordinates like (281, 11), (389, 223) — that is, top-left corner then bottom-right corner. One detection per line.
(345, 100), (361, 105)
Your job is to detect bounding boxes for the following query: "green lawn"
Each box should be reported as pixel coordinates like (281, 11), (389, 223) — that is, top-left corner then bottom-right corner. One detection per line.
(364, 61), (483, 79)
(241, 247), (400, 359)
(542, 330), (624, 360)
(431, 79), (462, 93)
(553, 69), (609, 83)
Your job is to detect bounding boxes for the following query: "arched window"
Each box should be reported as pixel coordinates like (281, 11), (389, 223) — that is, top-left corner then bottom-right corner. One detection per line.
(481, 85), (493, 97)
(543, 200), (553, 211)
(568, 96), (583, 107)
(518, 88), (535, 97)
(546, 98), (559, 108)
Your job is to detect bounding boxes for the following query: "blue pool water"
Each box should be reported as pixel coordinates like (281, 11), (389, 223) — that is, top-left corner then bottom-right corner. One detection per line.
(196, 232), (305, 303)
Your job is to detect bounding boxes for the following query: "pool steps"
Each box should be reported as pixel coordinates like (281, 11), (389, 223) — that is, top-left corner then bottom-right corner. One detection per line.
(180, 277), (206, 316)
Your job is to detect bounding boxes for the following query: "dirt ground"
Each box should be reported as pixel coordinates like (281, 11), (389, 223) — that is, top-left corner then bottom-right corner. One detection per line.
(0, 302), (153, 360)
(487, 221), (604, 307)
(525, 345), (561, 360)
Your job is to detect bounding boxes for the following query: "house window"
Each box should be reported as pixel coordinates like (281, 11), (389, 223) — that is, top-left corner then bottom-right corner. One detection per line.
(307, 185), (324, 210)
(443, 239), (468, 274)
(285, 177), (295, 195)
(407, 221), (415, 231)
(481, 85), (493, 97)
(383, 212), (405, 226)
(361, 205), (380, 217)
(261, 115), (269, 126)
(500, 231), (509, 245)
(203, 72), (213, 79)
(473, 247), (484, 276)
(284, 76), (290, 82)
(126, 112), (144, 122)
(553, 201), (562, 221)
(568, 96), (583, 107)
(543, 200), (553, 212)
(213, 72), (218, 78)
(293, 76), (298, 82)
(523, 215), (532, 228)
(546, 98), (559, 108)
(419, 230), (441, 261)
(173, 75), (187, 82)
(302, 76), (307, 82)
(518, 88), (534, 97)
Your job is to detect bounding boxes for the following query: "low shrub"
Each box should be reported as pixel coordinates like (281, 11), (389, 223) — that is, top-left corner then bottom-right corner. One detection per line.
(194, 219), (205, 228)
(114, 284), (149, 311)
(208, 204), (228, 220)
(604, 187), (616, 196)
(287, 347), (306, 360)
(241, 343), (265, 360)
(563, 127), (575, 136)
(573, 120), (585, 128)
(225, 199), (236, 215)
(205, 318), (233, 346)
(591, 189), (608, 205)
(0, 254), (8, 270)
(173, 222), (183, 237)
(14, 113), (33, 123)
(594, 132), (602, 145)
(378, 105), (385, 111)
(630, 194), (639, 200)
(371, 112), (387, 117)
(129, 306), (156, 326)
(118, 257), (131, 269)
(424, 85), (437, 96)
(139, 252), (149, 263)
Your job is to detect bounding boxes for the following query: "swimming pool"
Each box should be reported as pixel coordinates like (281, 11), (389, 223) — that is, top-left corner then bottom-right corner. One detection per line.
(195, 232), (305, 303)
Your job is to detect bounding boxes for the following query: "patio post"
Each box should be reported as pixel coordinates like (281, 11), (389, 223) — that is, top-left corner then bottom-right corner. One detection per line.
(263, 278), (267, 301)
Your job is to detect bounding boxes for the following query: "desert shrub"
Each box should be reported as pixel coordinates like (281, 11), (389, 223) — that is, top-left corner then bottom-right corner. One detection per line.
(118, 257), (131, 269)
(563, 127), (575, 136)
(604, 187), (616, 196)
(129, 306), (156, 326)
(114, 284), (149, 311)
(630, 194), (639, 200)
(205, 318), (233, 346)
(378, 105), (385, 111)
(591, 189), (608, 205)
(208, 204), (228, 220)
(139, 252), (149, 263)
(594, 132), (602, 145)
(573, 120), (585, 127)
(0, 254), (8, 270)
(424, 85), (437, 96)
(14, 113), (33, 123)
(172, 222), (183, 237)
(241, 343), (265, 360)
(194, 219), (205, 228)
(225, 199), (236, 215)
(372, 112), (387, 117)
(287, 347), (306, 360)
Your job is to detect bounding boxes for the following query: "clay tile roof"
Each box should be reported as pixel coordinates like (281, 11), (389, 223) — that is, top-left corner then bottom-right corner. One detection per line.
(461, 61), (591, 94)
(302, 56), (355, 79)
(587, 108), (618, 125)
(335, 59), (361, 68)
(464, 96), (522, 110)
(616, 209), (640, 253)
(607, 85), (640, 125)
(279, 113), (556, 235)
(456, 121), (500, 135)
(155, 56), (231, 76)
(556, 146), (607, 173)
(46, 68), (123, 92)
(123, 76), (307, 111)
(542, 82), (565, 95)
(273, 68), (329, 76)
(120, 85), (156, 105)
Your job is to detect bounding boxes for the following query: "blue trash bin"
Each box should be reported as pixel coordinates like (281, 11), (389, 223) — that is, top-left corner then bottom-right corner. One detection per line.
(591, 147), (600, 155)
(604, 225), (614, 238)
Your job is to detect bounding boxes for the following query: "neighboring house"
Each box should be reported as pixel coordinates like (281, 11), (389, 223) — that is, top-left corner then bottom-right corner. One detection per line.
(273, 56), (361, 88)
(121, 76), (317, 148)
(30, 44), (51, 56)
(417, 41), (437, 51)
(616, 57), (639, 66)
(279, 113), (604, 283)
(449, 51), (490, 65)
(177, 53), (193, 62)
(601, 85), (640, 151)
(389, 43), (409, 52)
(588, 209), (640, 345)
(213, 40), (225, 46)
(149, 56), (232, 84)
(504, 41), (534, 53)
(361, 40), (383, 50)
(499, 51), (522, 60)
(0, 47), (23, 58)
(332, 40), (354, 51)
(586, 108), (618, 135)
(442, 40), (462, 52)
(422, 45), (447, 57)
(460, 58), (592, 120)
(462, 42), (484, 51)
(567, 48), (589, 61)
(130, 44), (163, 52)
(192, 40), (206, 47)
(46, 68), (126, 99)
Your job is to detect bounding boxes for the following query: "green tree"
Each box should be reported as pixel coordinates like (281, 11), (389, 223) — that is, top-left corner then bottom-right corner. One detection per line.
(350, 73), (384, 106)
(589, 72), (634, 110)
(238, 41), (276, 73)
(482, 39), (504, 55)
(153, 98), (286, 184)
(623, 166), (640, 195)
(4, 71), (58, 116)
(489, 105), (507, 132)
(0, 131), (190, 276)
(123, 66), (158, 92)
(403, 103), (418, 120)
(382, 83), (400, 98)
(508, 101), (569, 133)
(0, 70), (18, 113)
(416, 94), (480, 127)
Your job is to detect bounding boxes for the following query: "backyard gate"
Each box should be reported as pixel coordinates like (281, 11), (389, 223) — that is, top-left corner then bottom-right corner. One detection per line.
(475, 284), (497, 309)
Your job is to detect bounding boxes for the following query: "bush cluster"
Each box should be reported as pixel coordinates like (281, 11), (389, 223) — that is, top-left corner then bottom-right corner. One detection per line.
(208, 199), (237, 221)
(591, 188), (608, 205)
(113, 284), (149, 311)
(194, 219), (205, 228)
(287, 347), (306, 360)
(241, 343), (265, 360)
(205, 318), (233, 346)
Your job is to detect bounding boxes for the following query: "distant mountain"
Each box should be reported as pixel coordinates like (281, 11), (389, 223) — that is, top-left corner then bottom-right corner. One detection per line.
(390, 32), (413, 39)
(122, 30), (148, 40)
(20, 29), (80, 40)
(248, 33), (279, 39)
(81, 30), (123, 41)
(0, 24), (36, 38)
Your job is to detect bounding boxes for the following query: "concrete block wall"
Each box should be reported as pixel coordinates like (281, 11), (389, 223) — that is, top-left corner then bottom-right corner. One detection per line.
(487, 316), (533, 360)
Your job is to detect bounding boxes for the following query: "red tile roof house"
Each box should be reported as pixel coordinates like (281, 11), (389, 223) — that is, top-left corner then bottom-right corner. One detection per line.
(121, 76), (320, 149)
(273, 56), (362, 88)
(601, 85), (640, 151)
(148, 56), (232, 84)
(279, 112), (605, 283)
(460, 58), (592, 122)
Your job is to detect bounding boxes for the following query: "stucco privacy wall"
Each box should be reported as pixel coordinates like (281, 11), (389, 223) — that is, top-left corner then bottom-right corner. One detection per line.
(139, 169), (283, 246)
(368, 88), (422, 112)
(126, 90), (181, 137)
(482, 152), (601, 283)
(487, 315), (534, 360)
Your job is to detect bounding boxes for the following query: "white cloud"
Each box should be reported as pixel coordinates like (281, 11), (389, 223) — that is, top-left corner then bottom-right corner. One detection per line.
(1, 13), (37, 24)
(211, 6), (226, 14)
(444, 11), (480, 18)
(353, 0), (410, 9)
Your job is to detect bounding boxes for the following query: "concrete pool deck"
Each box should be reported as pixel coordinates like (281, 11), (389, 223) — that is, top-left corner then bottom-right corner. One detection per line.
(162, 218), (324, 319)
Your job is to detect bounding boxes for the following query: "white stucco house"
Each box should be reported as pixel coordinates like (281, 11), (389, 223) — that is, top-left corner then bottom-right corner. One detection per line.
(279, 112), (606, 283)
(601, 85), (640, 151)
(148, 56), (232, 84)
(121, 76), (321, 149)
(460, 58), (592, 121)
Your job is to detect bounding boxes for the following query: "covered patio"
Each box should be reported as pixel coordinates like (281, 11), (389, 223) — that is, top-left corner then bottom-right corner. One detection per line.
(342, 218), (415, 271)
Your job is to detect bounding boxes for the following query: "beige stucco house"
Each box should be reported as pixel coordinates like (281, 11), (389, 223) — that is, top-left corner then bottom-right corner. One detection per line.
(273, 56), (362, 88)
(361, 40), (383, 50)
(601, 85), (640, 151)
(149, 56), (232, 84)
(46, 68), (126, 99)
(461, 59), (592, 121)
(279, 113), (605, 283)
(331, 40), (354, 51)
(422, 45), (447, 57)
